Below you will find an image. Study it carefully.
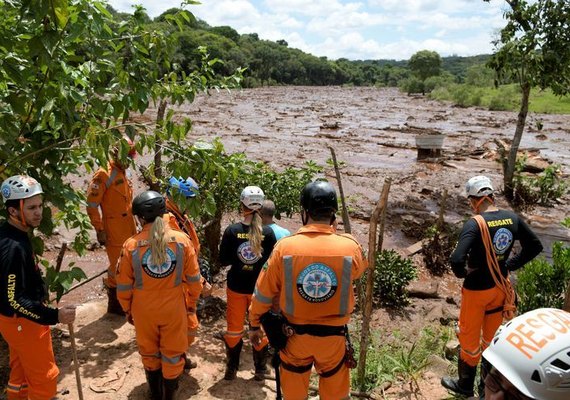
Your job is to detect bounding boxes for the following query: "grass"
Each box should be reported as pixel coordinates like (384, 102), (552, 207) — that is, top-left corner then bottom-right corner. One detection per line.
(350, 324), (455, 394)
(429, 84), (570, 114)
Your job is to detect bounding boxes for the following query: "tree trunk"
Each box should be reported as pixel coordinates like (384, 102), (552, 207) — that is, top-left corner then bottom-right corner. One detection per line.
(504, 82), (530, 200)
(153, 99), (168, 185)
(202, 208), (222, 275)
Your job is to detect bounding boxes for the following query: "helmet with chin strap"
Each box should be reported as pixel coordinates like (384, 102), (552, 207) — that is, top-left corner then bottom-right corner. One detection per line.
(1, 175), (43, 203)
(133, 191), (166, 222)
(300, 180), (338, 214)
(240, 186), (264, 210)
(482, 308), (570, 400)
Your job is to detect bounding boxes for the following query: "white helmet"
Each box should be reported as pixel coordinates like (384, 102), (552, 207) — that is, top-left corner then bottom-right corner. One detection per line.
(1, 175), (44, 203)
(482, 308), (570, 400)
(240, 186), (264, 210)
(465, 175), (494, 197)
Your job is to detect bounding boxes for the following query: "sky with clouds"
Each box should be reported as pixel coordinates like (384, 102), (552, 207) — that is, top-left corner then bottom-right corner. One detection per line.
(106, 0), (511, 61)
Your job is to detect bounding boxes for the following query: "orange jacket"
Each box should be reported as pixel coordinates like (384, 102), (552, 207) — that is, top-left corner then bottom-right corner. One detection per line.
(249, 224), (367, 328)
(116, 219), (202, 315)
(165, 198), (200, 255)
(86, 161), (136, 246)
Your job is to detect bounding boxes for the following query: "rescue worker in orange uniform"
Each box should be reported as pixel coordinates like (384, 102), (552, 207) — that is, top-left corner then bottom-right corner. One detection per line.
(219, 186), (277, 380)
(116, 191), (202, 400)
(249, 180), (368, 400)
(0, 175), (76, 400)
(441, 176), (543, 398)
(165, 176), (212, 370)
(86, 136), (137, 315)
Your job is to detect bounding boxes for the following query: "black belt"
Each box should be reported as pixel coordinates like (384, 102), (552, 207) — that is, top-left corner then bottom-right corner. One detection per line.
(290, 324), (346, 337)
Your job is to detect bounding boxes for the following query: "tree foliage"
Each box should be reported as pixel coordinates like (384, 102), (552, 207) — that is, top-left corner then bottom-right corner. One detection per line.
(408, 50), (442, 82)
(484, 0), (570, 200)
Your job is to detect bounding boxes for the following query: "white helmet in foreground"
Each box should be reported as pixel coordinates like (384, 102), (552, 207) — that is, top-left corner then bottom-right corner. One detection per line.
(240, 186), (264, 210)
(1, 175), (44, 203)
(465, 175), (494, 198)
(482, 308), (570, 400)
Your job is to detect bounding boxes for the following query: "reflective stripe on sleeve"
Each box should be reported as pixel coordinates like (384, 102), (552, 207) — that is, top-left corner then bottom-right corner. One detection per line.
(87, 202), (99, 208)
(106, 168), (118, 188)
(186, 273), (201, 282)
(117, 283), (133, 292)
(254, 287), (272, 304)
(284, 255), (294, 315)
(338, 256), (353, 316)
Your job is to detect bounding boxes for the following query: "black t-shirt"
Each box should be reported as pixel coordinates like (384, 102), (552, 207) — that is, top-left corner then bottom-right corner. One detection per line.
(219, 222), (277, 294)
(450, 209), (543, 290)
(0, 222), (58, 324)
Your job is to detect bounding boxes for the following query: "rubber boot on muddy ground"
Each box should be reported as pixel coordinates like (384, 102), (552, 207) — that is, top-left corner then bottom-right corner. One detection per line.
(105, 284), (125, 316)
(163, 376), (180, 400)
(182, 353), (197, 370)
(252, 345), (270, 381)
(224, 340), (243, 380)
(441, 358), (477, 397)
(144, 369), (163, 400)
(478, 357), (491, 399)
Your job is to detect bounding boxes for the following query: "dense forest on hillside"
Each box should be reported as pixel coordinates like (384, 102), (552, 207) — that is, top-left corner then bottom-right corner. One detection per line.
(109, 6), (491, 88)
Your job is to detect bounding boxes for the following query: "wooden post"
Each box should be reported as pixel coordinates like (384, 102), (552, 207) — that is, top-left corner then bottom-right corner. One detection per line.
(54, 242), (67, 273)
(329, 146), (351, 233)
(357, 178), (391, 391)
(68, 324), (84, 400)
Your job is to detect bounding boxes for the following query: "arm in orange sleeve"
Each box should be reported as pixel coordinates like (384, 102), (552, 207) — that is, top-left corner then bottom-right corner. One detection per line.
(249, 248), (282, 328)
(182, 243), (202, 309)
(86, 168), (108, 232)
(116, 245), (134, 314)
(352, 241), (368, 280)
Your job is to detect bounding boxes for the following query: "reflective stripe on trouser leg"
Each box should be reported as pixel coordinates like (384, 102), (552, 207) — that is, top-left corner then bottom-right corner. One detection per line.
(0, 315), (58, 400)
(105, 245), (123, 288)
(458, 286), (505, 367)
(280, 334), (349, 400)
(223, 289), (248, 348)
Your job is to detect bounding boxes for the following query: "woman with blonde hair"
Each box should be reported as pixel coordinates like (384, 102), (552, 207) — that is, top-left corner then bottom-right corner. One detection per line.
(116, 191), (202, 400)
(219, 186), (277, 381)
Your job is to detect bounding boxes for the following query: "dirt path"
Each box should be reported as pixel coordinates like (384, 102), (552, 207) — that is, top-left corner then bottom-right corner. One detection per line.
(1, 86), (569, 400)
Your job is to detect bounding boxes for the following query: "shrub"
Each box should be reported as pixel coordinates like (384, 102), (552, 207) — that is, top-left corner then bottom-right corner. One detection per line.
(451, 85), (471, 107)
(488, 95), (510, 111)
(400, 77), (425, 95)
(422, 223), (460, 276)
(513, 158), (567, 209)
(516, 242), (570, 313)
(371, 250), (417, 308)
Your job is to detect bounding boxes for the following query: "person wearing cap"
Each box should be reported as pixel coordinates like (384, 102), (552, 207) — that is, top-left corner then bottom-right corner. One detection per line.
(164, 176), (211, 370)
(442, 175), (543, 398)
(218, 186), (277, 381)
(249, 180), (368, 400)
(0, 175), (76, 400)
(482, 307), (570, 400)
(261, 199), (291, 240)
(116, 191), (202, 400)
(86, 136), (137, 315)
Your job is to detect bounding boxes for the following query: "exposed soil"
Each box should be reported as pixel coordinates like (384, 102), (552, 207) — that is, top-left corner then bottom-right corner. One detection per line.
(2, 86), (569, 400)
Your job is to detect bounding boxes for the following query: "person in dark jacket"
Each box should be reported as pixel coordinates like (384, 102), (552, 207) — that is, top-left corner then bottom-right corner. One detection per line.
(442, 175), (543, 398)
(0, 175), (76, 400)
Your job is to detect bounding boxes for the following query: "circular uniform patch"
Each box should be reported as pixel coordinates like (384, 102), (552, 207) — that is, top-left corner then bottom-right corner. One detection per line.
(237, 241), (261, 264)
(297, 263), (338, 303)
(1, 185), (11, 200)
(142, 247), (177, 278)
(493, 228), (513, 255)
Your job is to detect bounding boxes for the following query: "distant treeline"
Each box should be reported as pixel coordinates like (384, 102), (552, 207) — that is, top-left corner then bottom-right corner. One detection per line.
(110, 6), (491, 88)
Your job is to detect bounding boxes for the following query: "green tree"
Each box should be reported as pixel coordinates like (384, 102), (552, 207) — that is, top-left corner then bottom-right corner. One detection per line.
(484, 0), (570, 200)
(408, 50), (442, 84)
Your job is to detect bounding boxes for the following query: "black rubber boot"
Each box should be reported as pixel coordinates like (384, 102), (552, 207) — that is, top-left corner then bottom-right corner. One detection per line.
(144, 369), (163, 400)
(163, 376), (179, 400)
(478, 357), (491, 399)
(252, 345), (270, 381)
(106, 285), (125, 316)
(224, 340), (243, 380)
(182, 353), (197, 370)
(441, 358), (477, 397)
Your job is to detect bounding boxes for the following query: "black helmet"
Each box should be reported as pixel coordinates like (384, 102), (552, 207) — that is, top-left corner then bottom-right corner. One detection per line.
(133, 191), (166, 221)
(300, 181), (338, 213)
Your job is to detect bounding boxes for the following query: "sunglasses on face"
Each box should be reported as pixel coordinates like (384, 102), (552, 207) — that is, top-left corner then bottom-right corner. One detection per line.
(485, 367), (534, 400)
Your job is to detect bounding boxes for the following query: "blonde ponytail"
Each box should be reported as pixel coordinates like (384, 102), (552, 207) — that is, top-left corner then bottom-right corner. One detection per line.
(150, 216), (169, 266)
(249, 211), (263, 258)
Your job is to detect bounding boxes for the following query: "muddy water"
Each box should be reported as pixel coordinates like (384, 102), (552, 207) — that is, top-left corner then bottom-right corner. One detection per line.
(142, 86), (569, 256)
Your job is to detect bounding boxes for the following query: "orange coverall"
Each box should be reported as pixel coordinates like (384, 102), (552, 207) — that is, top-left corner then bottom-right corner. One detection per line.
(86, 161), (136, 287)
(250, 224), (368, 400)
(116, 219), (202, 379)
(165, 202), (203, 346)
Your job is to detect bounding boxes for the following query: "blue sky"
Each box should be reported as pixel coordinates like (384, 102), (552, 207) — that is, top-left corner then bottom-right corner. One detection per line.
(106, 0), (511, 61)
